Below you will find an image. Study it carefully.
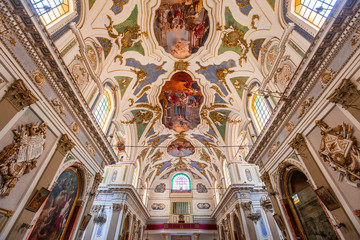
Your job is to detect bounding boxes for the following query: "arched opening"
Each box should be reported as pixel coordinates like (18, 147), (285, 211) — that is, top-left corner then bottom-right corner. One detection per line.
(122, 214), (131, 240)
(28, 167), (81, 239)
(233, 214), (244, 240)
(171, 173), (191, 192)
(285, 169), (337, 239)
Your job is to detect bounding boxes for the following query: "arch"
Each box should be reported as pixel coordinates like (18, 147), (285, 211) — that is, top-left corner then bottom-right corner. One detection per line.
(171, 173), (191, 192)
(281, 166), (337, 239)
(28, 167), (81, 239)
(122, 214), (131, 240)
(233, 213), (244, 240)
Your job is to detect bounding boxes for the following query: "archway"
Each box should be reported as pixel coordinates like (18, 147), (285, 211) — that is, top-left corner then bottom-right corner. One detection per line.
(284, 169), (337, 239)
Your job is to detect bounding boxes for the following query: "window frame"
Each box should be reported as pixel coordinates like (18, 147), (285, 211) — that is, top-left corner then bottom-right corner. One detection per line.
(171, 173), (191, 192)
(250, 92), (272, 132)
(30, 0), (76, 34)
(94, 89), (114, 131)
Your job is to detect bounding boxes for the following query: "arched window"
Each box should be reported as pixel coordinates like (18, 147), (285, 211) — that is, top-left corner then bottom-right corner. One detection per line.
(294, 0), (338, 28)
(94, 90), (112, 129)
(132, 161), (139, 187)
(31, 0), (70, 26)
(171, 173), (191, 192)
(251, 93), (271, 131)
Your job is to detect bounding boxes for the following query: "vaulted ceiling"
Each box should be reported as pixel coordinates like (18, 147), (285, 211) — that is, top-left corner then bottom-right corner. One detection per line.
(60, 0), (299, 187)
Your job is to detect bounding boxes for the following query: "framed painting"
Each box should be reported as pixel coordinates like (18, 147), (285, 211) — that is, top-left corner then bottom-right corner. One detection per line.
(315, 186), (340, 211)
(0, 207), (14, 233)
(25, 187), (50, 212)
(79, 214), (92, 230)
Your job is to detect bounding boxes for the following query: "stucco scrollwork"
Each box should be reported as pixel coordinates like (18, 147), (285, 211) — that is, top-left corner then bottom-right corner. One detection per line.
(0, 122), (47, 196)
(316, 120), (360, 184)
(3, 79), (38, 111)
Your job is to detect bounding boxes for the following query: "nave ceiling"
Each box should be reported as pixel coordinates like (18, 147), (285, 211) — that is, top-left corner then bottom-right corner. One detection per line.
(58, 0), (302, 187)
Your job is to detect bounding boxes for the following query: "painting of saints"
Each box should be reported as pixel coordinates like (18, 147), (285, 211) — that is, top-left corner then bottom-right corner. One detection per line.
(28, 169), (79, 240)
(154, 0), (210, 59)
(160, 72), (203, 132)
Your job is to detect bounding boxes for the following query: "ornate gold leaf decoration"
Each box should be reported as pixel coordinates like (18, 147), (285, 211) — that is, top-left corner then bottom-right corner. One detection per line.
(316, 120), (360, 182)
(211, 85), (226, 98)
(136, 86), (151, 98)
(251, 15), (260, 30)
(174, 60), (190, 71)
(51, 98), (66, 116)
(236, 0), (250, 8)
(57, 134), (75, 154)
(3, 79), (38, 112)
(298, 97), (314, 118)
(131, 68), (147, 89)
(0, 123), (47, 196)
(222, 29), (249, 66)
(216, 68), (234, 93)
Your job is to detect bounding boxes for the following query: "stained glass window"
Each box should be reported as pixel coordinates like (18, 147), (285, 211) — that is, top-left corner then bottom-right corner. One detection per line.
(171, 173), (191, 191)
(31, 0), (70, 26)
(252, 94), (271, 131)
(94, 91), (111, 129)
(294, 0), (338, 28)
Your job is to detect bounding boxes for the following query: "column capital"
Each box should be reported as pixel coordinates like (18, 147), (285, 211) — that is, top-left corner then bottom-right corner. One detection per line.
(328, 79), (360, 108)
(89, 172), (103, 197)
(57, 134), (75, 155)
(289, 133), (306, 151)
(3, 79), (38, 111)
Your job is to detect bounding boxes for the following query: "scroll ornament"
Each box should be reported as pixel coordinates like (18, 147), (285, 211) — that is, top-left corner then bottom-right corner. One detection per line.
(0, 123), (47, 196)
(316, 120), (360, 183)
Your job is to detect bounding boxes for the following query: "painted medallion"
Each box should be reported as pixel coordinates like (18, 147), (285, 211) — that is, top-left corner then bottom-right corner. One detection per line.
(160, 72), (203, 132)
(167, 138), (195, 157)
(154, 0), (210, 59)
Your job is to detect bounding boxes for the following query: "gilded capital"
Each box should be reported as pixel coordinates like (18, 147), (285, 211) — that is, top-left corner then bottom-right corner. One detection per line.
(3, 79), (38, 111)
(327, 79), (360, 108)
(57, 134), (75, 154)
(90, 172), (103, 197)
(289, 133), (306, 151)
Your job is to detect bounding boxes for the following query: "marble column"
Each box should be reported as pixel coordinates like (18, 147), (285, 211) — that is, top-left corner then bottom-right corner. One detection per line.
(289, 133), (360, 239)
(107, 203), (123, 239)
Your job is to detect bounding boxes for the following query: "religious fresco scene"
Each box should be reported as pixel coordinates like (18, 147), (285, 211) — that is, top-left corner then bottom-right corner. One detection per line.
(28, 170), (79, 240)
(160, 72), (203, 132)
(167, 138), (195, 157)
(154, 0), (210, 59)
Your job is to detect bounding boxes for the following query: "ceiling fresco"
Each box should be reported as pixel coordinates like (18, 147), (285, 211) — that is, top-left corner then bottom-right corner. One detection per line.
(160, 72), (203, 132)
(154, 0), (210, 59)
(74, 0), (285, 186)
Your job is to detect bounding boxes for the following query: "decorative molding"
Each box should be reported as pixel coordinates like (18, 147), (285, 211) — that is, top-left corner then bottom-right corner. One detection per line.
(90, 172), (103, 197)
(0, 122), (47, 196)
(2, 79), (38, 111)
(327, 79), (360, 109)
(289, 133), (306, 151)
(298, 96), (314, 118)
(316, 120), (360, 184)
(56, 134), (75, 155)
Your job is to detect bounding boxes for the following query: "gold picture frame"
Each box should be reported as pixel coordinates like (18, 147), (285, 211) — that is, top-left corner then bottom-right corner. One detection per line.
(25, 187), (50, 212)
(0, 207), (14, 233)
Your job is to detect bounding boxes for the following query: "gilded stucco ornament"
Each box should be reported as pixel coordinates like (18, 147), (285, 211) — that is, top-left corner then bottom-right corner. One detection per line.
(222, 29), (249, 66)
(3, 79), (38, 112)
(174, 60), (190, 71)
(0, 123), (47, 196)
(316, 120), (360, 183)
(328, 79), (360, 109)
(90, 172), (104, 197)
